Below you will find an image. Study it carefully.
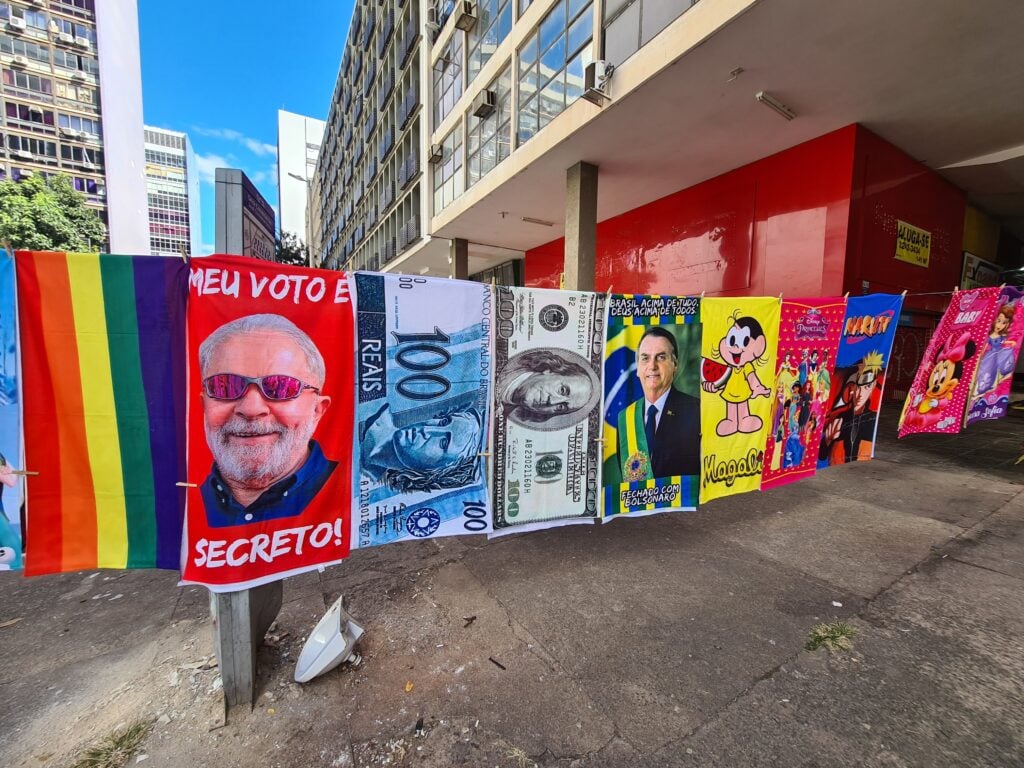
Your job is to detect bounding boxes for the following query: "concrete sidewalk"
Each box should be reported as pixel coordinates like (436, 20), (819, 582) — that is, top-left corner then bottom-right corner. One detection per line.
(2, 411), (1023, 767)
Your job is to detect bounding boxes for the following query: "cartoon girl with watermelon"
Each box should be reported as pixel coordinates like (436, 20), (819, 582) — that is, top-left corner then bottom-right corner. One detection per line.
(701, 314), (772, 437)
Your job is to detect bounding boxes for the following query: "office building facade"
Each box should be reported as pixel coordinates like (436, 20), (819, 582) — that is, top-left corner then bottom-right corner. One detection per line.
(313, 0), (429, 272)
(277, 109), (325, 254)
(314, 0), (1023, 317)
(144, 125), (200, 257)
(0, 0), (147, 251)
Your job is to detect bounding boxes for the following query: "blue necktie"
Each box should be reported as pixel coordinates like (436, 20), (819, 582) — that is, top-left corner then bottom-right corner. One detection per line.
(646, 404), (658, 457)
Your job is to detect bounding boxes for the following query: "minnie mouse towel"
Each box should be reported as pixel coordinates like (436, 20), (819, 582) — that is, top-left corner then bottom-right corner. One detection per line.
(899, 287), (1001, 437)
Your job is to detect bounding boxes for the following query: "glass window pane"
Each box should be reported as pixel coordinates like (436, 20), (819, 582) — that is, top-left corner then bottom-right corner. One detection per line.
(517, 96), (536, 145)
(496, 0), (512, 41)
(538, 6), (562, 53)
(568, 0), (588, 22)
(565, 50), (585, 103)
(539, 79), (563, 128)
(567, 6), (592, 57)
(540, 35), (565, 81)
(519, 64), (538, 101)
(519, 33), (538, 65)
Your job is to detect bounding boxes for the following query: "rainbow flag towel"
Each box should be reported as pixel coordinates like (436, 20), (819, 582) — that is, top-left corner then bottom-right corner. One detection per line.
(16, 251), (188, 575)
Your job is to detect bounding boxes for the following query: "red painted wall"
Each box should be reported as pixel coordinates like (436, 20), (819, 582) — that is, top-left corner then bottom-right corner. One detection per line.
(845, 126), (967, 315)
(525, 125), (858, 296)
(525, 125), (969, 315)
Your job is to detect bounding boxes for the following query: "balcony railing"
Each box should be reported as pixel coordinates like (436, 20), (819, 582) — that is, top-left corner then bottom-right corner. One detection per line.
(399, 15), (419, 68)
(376, 10), (394, 57)
(377, 72), (394, 111)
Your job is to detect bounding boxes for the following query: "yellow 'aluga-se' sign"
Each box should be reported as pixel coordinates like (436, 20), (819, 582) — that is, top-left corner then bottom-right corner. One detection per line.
(894, 219), (932, 268)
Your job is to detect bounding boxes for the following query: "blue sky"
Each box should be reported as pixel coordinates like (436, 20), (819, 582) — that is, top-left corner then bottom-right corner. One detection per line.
(138, 1), (355, 254)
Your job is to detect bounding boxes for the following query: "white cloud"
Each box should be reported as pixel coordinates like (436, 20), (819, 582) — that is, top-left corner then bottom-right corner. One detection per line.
(194, 152), (230, 184)
(249, 162), (279, 187)
(193, 127), (277, 157)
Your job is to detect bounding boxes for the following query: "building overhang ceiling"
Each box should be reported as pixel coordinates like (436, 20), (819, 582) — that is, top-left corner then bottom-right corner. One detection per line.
(423, 0), (1024, 271)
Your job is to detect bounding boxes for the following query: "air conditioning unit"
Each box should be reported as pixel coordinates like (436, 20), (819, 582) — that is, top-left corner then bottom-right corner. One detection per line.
(11, 55), (28, 67)
(60, 126), (76, 137)
(74, 35), (90, 47)
(18, 169), (33, 177)
(58, 32), (74, 43)
(8, 17), (26, 30)
(82, 160), (96, 169)
(71, 70), (87, 80)
(425, 6), (439, 29)
(427, 143), (443, 164)
(13, 150), (34, 160)
(471, 89), (497, 118)
(453, 0), (477, 31)
(582, 59), (614, 105)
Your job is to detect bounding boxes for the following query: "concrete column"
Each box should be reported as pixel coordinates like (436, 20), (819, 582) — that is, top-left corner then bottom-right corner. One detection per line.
(450, 237), (469, 280)
(563, 162), (598, 291)
(212, 581), (283, 710)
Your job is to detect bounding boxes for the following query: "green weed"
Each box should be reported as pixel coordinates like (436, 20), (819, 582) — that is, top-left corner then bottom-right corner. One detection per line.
(806, 621), (858, 653)
(73, 719), (153, 768)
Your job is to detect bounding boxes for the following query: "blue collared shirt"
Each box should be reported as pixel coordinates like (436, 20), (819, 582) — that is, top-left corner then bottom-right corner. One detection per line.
(201, 441), (338, 529)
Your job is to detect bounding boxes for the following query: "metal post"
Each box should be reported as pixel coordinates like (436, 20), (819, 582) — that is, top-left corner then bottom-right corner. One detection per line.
(211, 582), (284, 710)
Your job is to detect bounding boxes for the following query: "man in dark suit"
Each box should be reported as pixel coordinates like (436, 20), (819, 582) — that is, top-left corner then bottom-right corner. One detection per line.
(616, 326), (701, 481)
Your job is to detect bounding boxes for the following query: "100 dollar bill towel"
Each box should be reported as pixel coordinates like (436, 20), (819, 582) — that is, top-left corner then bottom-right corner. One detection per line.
(492, 287), (606, 532)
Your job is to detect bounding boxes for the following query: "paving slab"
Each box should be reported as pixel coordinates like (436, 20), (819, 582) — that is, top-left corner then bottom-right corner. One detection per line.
(943, 490), (1024, 581)
(808, 458), (1020, 529)
(462, 514), (858, 753)
(0, 569), (201, 682)
(642, 555), (1024, 768)
(710, 488), (960, 598)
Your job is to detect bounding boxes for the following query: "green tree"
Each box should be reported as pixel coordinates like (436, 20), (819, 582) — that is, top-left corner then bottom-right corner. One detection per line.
(0, 174), (106, 252)
(274, 231), (308, 266)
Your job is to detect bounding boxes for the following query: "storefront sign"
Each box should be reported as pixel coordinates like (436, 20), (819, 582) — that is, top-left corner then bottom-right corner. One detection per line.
(894, 220), (931, 267)
(960, 251), (1000, 289)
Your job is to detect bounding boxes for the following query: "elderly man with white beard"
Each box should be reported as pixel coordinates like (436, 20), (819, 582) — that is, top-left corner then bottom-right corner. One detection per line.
(198, 314), (337, 528)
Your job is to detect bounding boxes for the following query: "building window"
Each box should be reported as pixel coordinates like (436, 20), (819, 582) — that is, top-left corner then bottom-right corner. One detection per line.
(0, 4), (46, 29)
(517, 0), (592, 145)
(7, 134), (57, 158)
(434, 32), (463, 125)
(3, 68), (52, 95)
(60, 144), (102, 166)
(6, 102), (54, 131)
(466, 65), (511, 188)
(50, 18), (96, 45)
(54, 49), (99, 75)
(0, 34), (50, 63)
(433, 123), (463, 212)
(54, 80), (95, 105)
(59, 113), (101, 136)
(144, 149), (184, 167)
(52, 0), (96, 19)
(467, 0), (512, 85)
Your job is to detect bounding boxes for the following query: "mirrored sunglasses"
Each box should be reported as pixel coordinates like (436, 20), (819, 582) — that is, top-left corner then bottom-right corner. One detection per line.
(202, 373), (319, 401)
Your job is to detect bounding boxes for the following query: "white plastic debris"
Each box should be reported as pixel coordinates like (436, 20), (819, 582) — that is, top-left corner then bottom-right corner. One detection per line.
(294, 595), (364, 683)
